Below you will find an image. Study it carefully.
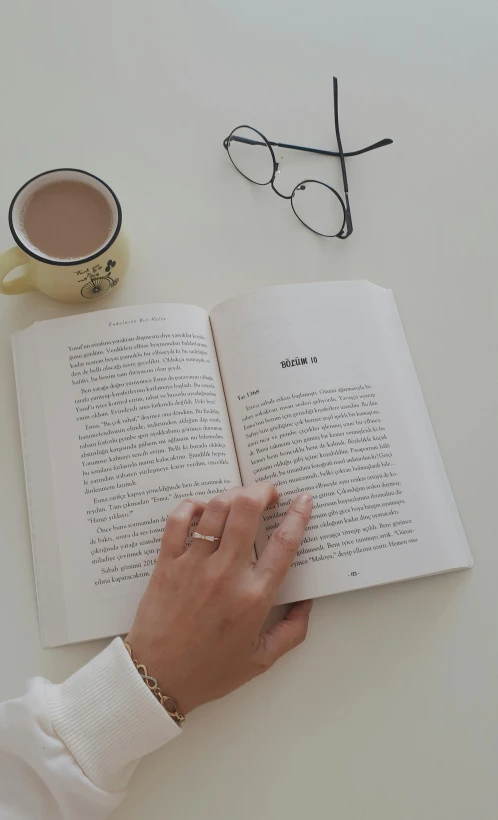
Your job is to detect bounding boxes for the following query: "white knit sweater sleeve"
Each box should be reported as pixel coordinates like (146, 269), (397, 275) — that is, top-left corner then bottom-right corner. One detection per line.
(0, 638), (181, 820)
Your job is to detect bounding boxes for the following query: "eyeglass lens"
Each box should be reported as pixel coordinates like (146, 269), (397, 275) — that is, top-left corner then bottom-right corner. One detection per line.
(227, 127), (274, 185)
(291, 181), (346, 237)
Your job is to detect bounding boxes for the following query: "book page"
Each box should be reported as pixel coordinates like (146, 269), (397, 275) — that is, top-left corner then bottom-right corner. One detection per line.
(211, 282), (471, 605)
(14, 304), (240, 646)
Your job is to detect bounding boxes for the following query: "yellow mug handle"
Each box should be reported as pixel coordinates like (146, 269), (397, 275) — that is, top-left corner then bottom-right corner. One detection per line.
(0, 246), (34, 295)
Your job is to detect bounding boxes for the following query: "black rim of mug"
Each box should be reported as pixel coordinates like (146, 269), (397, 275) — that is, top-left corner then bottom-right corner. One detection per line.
(8, 168), (122, 267)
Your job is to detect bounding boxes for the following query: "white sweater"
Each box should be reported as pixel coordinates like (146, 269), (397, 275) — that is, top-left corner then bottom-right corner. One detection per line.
(0, 639), (181, 819)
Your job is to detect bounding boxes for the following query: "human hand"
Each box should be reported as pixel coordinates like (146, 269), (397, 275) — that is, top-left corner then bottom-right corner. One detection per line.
(125, 482), (313, 715)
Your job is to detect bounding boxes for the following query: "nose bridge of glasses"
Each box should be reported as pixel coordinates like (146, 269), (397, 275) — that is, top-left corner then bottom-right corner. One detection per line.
(270, 177), (292, 200)
(270, 153), (295, 199)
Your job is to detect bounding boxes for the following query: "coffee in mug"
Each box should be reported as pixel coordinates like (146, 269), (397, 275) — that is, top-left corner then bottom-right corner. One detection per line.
(22, 180), (113, 260)
(0, 169), (129, 303)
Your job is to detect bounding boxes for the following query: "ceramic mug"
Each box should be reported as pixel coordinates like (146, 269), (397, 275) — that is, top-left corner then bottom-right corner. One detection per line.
(0, 168), (129, 303)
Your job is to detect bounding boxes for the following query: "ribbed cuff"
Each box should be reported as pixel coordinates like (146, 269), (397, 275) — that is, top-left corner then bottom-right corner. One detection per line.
(47, 638), (182, 793)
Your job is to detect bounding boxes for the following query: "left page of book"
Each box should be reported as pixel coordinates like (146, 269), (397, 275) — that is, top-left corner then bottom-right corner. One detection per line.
(13, 303), (241, 646)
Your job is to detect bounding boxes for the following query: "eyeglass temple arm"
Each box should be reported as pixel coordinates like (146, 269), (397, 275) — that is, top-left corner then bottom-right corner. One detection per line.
(224, 135), (393, 158)
(332, 76), (353, 239)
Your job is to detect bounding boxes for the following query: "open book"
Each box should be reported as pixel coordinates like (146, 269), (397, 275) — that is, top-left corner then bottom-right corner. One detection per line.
(13, 282), (472, 647)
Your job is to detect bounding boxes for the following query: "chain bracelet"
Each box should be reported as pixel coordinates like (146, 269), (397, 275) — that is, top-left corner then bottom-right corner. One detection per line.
(124, 641), (186, 727)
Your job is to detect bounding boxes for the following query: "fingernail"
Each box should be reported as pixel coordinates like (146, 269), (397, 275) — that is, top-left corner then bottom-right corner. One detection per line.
(293, 492), (313, 512)
(306, 599), (314, 613)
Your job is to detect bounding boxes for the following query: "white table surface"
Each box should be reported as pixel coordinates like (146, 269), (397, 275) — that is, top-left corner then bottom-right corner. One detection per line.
(1, 1), (497, 818)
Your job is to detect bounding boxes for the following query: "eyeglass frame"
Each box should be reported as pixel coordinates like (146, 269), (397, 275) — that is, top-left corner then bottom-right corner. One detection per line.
(223, 77), (393, 239)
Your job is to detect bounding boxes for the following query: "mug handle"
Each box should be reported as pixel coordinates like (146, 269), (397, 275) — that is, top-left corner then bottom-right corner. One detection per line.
(0, 246), (34, 295)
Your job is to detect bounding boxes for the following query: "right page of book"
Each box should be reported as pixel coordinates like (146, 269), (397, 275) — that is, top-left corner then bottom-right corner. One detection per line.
(210, 281), (472, 604)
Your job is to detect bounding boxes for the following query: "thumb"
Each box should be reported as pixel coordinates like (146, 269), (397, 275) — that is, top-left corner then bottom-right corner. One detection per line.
(256, 600), (313, 668)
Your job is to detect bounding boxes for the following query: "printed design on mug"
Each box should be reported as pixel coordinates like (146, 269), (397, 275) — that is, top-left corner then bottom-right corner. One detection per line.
(80, 259), (119, 299)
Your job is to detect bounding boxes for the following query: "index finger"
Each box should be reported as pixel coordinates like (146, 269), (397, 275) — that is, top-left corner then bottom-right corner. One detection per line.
(256, 492), (313, 591)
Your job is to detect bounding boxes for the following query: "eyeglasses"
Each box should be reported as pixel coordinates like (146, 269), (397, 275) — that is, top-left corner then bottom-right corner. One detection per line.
(223, 77), (393, 238)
